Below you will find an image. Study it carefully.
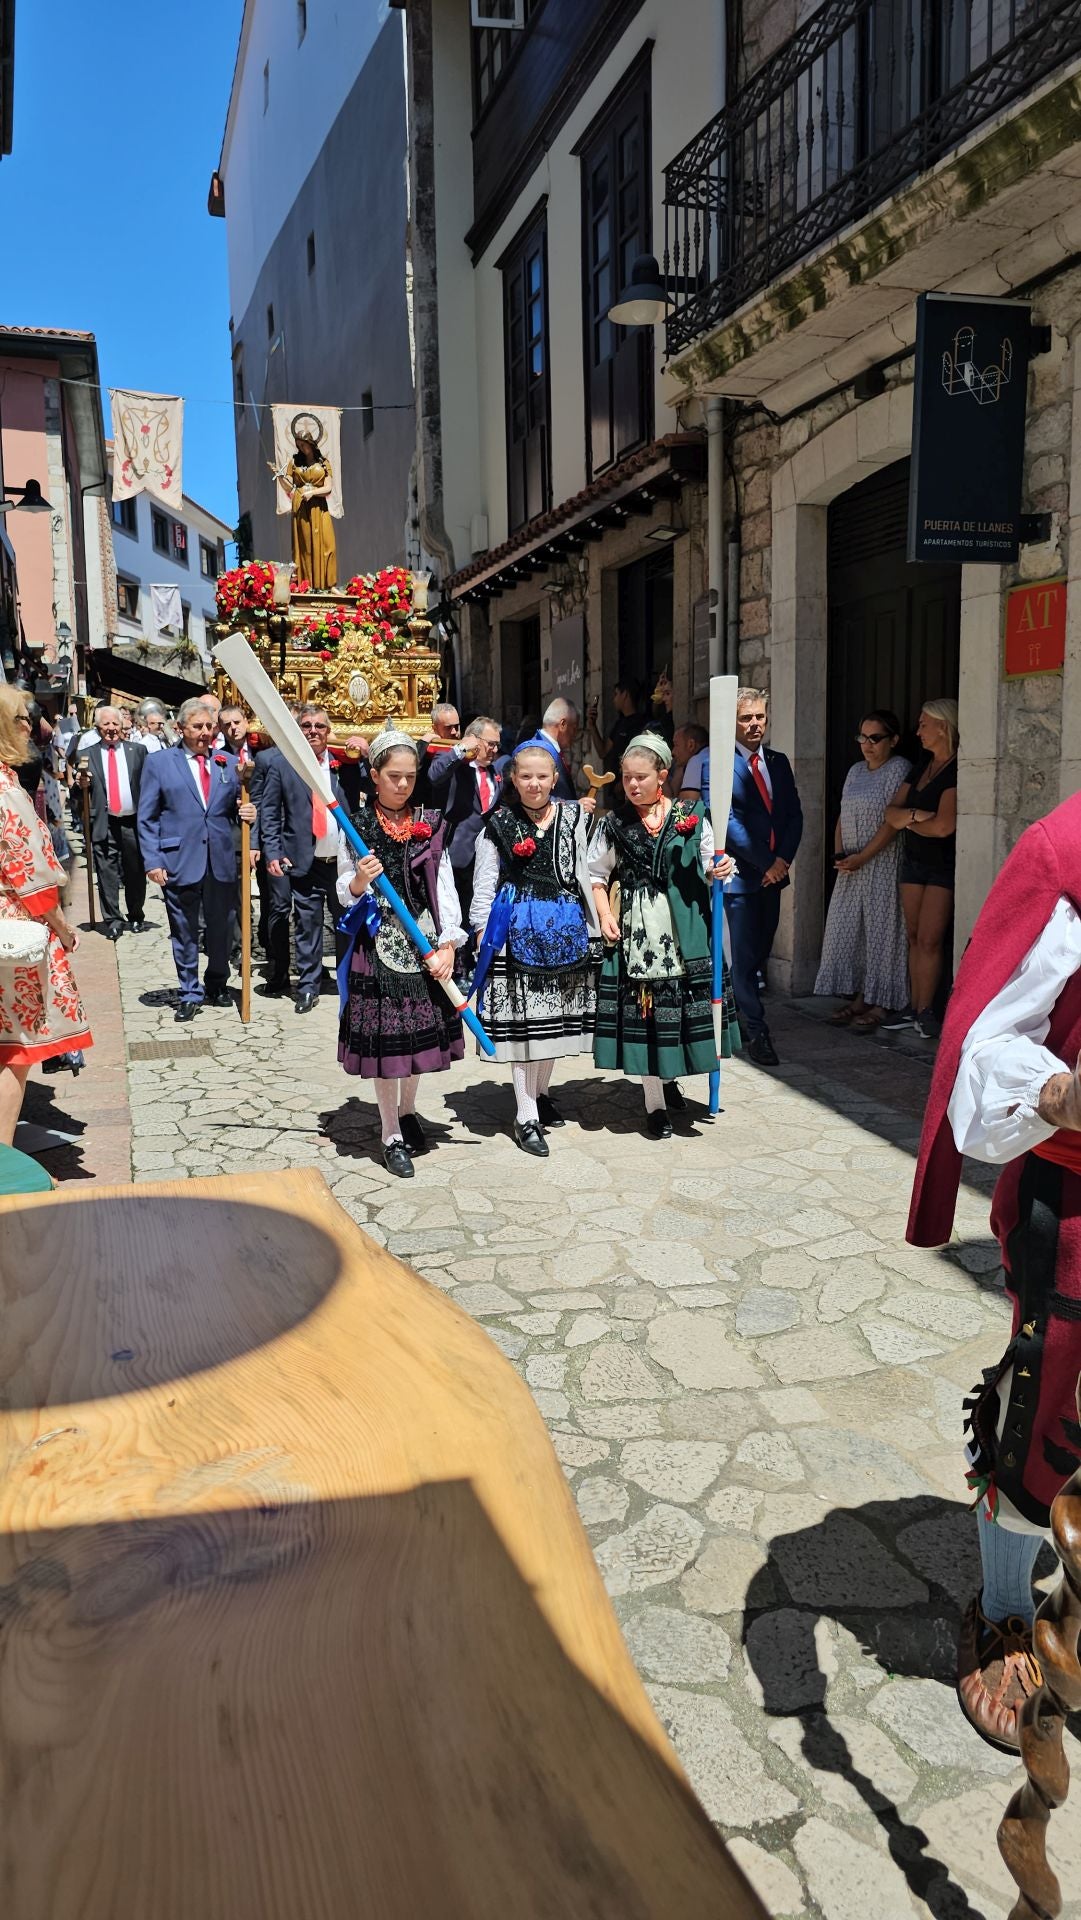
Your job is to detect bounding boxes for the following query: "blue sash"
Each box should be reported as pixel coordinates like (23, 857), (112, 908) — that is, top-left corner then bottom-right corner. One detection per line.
(335, 890), (382, 1012)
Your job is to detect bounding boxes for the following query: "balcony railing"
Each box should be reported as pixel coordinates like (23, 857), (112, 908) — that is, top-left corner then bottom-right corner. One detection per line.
(662, 0), (1081, 357)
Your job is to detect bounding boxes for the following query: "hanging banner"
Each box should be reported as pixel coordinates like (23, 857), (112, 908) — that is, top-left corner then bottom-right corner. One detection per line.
(150, 584), (184, 636)
(547, 612), (584, 708)
(270, 404), (344, 518)
(907, 293), (1030, 566)
(110, 390), (184, 507)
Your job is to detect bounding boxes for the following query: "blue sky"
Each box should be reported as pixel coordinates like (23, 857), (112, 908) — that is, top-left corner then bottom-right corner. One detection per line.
(1, 0), (243, 525)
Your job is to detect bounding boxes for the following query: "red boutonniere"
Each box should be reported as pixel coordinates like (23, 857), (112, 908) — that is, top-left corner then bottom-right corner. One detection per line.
(411, 820), (433, 841)
(512, 836), (537, 859)
(213, 753), (229, 767)
(674, 813), (698, 835)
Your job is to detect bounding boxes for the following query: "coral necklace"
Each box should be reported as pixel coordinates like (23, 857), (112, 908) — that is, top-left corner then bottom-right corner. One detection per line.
(375, 803), (415, 843)
(636, 797), (669, 839)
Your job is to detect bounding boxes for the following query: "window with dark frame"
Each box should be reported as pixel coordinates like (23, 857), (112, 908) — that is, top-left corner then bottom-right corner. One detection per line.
(200, 539), (220, 580)
(110, 496), (137, 536)
(578, 55), (654, 480)
(501, 207), (551, 533)
(116, 577), (139, 621)
(151, 509), (169, 555)
(306, 230), (316, 274)
(472, 0), (539, 116)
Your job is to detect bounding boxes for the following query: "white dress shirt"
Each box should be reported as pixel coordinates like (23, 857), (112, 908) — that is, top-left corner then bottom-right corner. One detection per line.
(948, 894), (1081, 1163)
(737, 740), (772, 798)
(140, 732), (166, 754)
(100, 741), (135, 817)
(312, 752), (341, 858)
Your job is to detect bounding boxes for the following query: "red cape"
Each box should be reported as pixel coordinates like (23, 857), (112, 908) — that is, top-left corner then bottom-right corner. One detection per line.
(907, 796), (1081, 1247)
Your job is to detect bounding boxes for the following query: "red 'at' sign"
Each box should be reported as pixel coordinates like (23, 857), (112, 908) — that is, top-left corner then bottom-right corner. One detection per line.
(1004, 578), (1067, 678)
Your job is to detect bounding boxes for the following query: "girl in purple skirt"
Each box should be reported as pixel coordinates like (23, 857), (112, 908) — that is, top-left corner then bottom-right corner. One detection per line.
(336, 729), (466, 1178)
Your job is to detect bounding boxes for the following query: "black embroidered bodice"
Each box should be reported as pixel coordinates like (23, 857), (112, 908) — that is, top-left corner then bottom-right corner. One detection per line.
(486, 801), (581, 898)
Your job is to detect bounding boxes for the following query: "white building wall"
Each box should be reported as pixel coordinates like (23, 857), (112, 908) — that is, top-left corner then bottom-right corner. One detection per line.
(434, 0), (725, 568)
(221, 0), (395, 324)
(111, 491), (230, 667)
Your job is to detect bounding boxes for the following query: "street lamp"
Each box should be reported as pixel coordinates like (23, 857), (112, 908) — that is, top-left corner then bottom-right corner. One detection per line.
(0, 478), (55, 515)
(608, 253), (674, 329)
(56, 620), (72, 653)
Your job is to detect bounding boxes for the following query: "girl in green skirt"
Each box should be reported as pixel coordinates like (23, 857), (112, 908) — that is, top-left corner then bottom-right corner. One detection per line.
(588, 731), (739, 1138)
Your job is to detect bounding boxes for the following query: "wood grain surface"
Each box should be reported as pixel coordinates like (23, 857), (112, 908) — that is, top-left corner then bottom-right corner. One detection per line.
(0, 1171), (762, 1920)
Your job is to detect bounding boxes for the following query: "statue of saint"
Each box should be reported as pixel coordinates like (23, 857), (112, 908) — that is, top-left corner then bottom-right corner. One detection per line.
(275, 412), (337, 590)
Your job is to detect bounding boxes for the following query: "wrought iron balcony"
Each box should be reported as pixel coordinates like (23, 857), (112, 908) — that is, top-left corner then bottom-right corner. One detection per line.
(662, 0), (1081, 358)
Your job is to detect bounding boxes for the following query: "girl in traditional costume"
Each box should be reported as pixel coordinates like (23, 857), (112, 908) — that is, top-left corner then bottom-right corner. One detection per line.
(336, 730), (465, 1178)
(471, 737), (600, 1157)
(0, 684), (91, 1144)
(588, 731), (738, 1138)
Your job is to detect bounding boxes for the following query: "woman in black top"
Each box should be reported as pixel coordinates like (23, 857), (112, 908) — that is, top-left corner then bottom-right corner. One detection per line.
(882, 698), (958, 1038)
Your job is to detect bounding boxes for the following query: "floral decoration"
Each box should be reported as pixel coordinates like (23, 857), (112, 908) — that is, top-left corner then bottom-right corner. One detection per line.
(674, 812), (699, 836)
(217, 561), (419, 654)
(410, 820), (433, 842)
(345, 566), (414, 619)
(215, 561), (278, 619)
(511, 836), (537, 859)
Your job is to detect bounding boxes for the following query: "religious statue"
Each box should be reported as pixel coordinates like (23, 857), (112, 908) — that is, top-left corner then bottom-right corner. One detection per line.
(272, 412), (337, 591)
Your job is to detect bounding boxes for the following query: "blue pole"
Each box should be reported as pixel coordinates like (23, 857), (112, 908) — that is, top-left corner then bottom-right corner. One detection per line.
(708, 875), (725, 1116)
(334, 805), (496, 1059)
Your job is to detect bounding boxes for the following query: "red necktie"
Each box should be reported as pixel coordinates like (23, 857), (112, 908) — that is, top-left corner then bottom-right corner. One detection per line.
(105, 745), (122, 815)
(477, 767), (492, 811)
(312, 791), (328, 839)
(198, 755), (211, 804)
(749, 752), (775, 851)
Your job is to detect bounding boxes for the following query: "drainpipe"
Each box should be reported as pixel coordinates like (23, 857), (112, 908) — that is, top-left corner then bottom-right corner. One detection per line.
(726, 511), (741, 680)
(706, 396), (725, 680)
(404, 0), (456, 590)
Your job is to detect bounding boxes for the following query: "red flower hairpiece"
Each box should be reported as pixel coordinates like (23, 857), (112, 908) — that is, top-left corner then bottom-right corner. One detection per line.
(410, 820), (433, 841)
(512, 836), (537, 859)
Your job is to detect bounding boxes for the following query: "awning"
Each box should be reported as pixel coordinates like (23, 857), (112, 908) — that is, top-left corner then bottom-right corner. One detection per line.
(89, 649), (207, 707)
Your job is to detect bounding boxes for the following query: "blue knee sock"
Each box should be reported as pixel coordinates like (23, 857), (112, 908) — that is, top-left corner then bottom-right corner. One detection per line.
(977, 1502), (1042, 1625)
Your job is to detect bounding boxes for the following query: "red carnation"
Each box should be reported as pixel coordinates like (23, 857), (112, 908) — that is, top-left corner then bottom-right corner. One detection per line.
(319, 648), (333, 661)
(213, 753), (229, 767)
(512, 836), (537, 859)
(674, 813), (698, 835)
(411, 820), (433, 841)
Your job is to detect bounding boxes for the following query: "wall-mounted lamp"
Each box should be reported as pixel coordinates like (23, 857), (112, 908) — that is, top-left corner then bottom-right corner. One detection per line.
(0, 478), (55, 516)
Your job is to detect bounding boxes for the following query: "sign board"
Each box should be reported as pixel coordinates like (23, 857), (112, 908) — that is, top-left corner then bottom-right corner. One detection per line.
(548, 612), (584, 708)
(908, 292), (1030, 565)
(1003, 576), (1067, 679)
(692, 594), (711, 700)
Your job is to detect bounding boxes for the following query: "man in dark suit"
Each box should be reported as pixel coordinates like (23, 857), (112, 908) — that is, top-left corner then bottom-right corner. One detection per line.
(425, 714), (503, 925)
(137, 698), (257, 1022)
(725, 687), (803, 1067)
(258, 704), (348, 1014)
(77, 706), (148, 940)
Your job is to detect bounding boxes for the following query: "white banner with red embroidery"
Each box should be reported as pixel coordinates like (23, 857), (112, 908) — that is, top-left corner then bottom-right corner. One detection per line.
(110, 389), (184, 508)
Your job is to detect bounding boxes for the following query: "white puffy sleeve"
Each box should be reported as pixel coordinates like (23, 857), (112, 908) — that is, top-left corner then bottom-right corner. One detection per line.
(573, 804), (602, 935)
(470, 834), (501, 938)
(699, 818), (715, 876)
(587, 815), (617, 887)
(948, 895), (1081, 1162)
(435, 848), (467, 948)
(336, 832), (361, 909)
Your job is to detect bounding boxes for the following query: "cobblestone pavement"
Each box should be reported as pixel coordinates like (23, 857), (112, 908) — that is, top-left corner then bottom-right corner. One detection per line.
(113, 908), (1081, 1920)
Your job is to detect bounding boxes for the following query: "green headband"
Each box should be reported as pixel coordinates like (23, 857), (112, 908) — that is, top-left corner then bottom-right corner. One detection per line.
(622, 730), (673, 769)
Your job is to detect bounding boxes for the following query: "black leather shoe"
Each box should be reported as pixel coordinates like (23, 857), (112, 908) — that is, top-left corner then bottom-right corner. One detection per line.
(400, 1113), (427, 1155)
(295, 990), (319, 1014)
(204, 990), (234, 1009)
(747, 1033), (780, 1067)
(258, 978), (290, 998)
(646, 1110), (673, 1140)
(174, 1001), (199, 1023)
(382, 1141), (415, 1179)
(537, 1093), (565, 1129)
(514, 1119), (549, 1157)
(128, 917), (147, 933)
(663, 1082), (687, 1112)
(105, 923), (124, 942)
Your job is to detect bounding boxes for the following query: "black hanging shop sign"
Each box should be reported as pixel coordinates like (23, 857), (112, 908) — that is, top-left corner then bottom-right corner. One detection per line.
(908, 293), (1032, 565)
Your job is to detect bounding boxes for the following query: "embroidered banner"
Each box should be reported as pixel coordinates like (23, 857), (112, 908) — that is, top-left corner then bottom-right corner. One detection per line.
(270, 403), (343, 518)
(110, 389), (184, 507)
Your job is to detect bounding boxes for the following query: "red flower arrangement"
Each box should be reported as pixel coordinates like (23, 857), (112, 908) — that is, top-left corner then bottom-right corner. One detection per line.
(512, 836), (537, 859)
(410, 820), (433, 841)
(345, 565), (414, 620)
(674, 813), (699, 835)
(215, 561), (277, 619)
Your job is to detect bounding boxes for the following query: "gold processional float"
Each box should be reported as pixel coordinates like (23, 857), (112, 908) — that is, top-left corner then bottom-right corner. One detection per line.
(211, 561), (442, 753)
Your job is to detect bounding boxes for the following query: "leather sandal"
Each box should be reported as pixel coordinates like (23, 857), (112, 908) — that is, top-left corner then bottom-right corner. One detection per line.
(829, 1003), (861, 1024)
(956, 1595), (1042, 1752)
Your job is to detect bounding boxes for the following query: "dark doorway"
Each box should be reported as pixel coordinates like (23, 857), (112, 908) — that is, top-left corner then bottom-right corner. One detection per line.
(826, 457), (961, 889)
(499, 613), (542, 733)
(618, 549), (673, 696)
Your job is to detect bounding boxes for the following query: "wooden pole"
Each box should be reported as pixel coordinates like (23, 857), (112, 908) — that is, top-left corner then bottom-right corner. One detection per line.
(239, 759), (253, 1024)
(77, 758), (96, 929)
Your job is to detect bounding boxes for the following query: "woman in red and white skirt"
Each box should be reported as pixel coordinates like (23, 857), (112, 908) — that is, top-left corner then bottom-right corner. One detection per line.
(0, 684), (91, 1144)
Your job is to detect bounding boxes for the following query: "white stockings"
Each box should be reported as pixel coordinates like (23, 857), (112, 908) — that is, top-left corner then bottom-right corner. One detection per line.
(641, 1075), (666, 1114)
(374, 1077), (404, 1145)
(513, 1063), (539, 1125)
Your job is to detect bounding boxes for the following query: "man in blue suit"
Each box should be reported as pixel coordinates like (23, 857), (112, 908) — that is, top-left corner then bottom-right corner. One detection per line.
(258, 704), (349, 1014)
(725, 687), (803, 1067)
(137, 698), (257, 1023)
(425, 714), (503, 924)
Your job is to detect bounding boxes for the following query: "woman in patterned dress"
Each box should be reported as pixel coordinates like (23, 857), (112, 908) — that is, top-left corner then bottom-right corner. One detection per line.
(588, 732), (738, 1139)
(814, 709), (911, 1031)
(470, 739), (600, 1158)
(0, 685), (91, 1144)
(336, 730), (465, 1178)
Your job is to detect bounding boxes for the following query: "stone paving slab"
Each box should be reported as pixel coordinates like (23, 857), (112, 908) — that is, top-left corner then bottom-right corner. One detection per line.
(108, 911), (1079, 1920)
